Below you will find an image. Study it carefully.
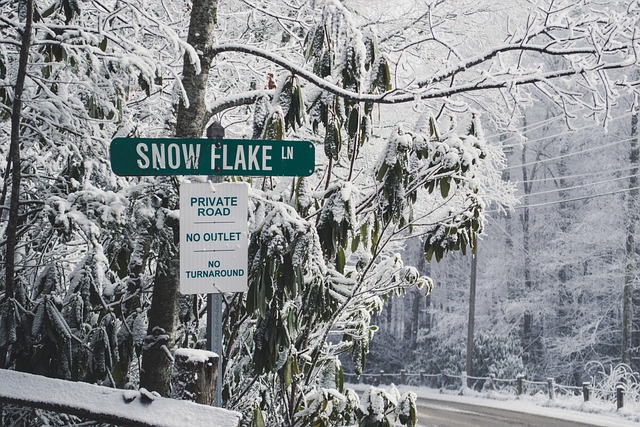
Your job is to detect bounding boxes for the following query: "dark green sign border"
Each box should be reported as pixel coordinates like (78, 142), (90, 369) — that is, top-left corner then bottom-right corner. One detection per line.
(110, 138), (315, 177)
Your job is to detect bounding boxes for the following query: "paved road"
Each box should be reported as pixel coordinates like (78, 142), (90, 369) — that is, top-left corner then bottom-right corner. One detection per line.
(415, 398), (609, 427)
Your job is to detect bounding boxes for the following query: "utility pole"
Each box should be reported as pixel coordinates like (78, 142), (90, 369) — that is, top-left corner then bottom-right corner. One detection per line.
(623, 105), (639, 368)
(465, 246), (478, 387)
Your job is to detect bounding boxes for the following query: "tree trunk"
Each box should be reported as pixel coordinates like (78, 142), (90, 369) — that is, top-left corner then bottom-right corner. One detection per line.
(622, 108), (639, 367)
(140, 0), (219, 396)
(175, 0), (219, 138)
(171, 349), (218, 405)
(408, 288), (421, 351)
(4, 0), (33, 302)
(391, 293), (404, 340)
(140, 214), (180, 396)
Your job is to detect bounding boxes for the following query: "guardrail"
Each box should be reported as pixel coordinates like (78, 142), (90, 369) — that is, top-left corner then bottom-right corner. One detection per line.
(344, 370), (631, 410)
(0, 350), (240, 427)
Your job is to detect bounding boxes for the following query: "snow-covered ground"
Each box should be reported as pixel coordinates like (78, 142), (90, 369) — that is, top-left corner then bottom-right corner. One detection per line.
(348, 382), (640, 427)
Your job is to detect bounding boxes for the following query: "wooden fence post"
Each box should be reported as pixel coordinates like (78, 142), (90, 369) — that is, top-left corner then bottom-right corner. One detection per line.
(547, 378), (555, 400)
(616, 385), (624, 410)
(462, 371), (468, 389)
(400, 369), (406, 384)
(379, 370), (385, 385)
(489, 374), (496, 390)
(516, 374), (524, 396)
(582, 382), (590, 402)
(171, 349), (218, 405)
(420, 370), (426, 386)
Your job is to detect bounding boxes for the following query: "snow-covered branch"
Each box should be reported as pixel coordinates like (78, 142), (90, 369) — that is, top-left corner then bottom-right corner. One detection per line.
(210, 42), (637, 107)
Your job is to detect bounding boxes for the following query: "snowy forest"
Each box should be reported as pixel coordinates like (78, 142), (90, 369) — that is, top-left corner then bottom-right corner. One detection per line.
(1, 0), (640, 426)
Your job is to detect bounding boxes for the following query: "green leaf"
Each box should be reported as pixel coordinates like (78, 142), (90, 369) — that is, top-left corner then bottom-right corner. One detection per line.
(99, 37), (108, 52)
(304, 25), (324, 61)
(360, 223), (369, 248)
(262, 110), (285, 140)
(283, 356), (293, 388)
(378, 58), (392, 91)
(336, 246), (346, 274)
(424, 243), (434, 262)
(317, 50), (332, 78)
(426, 180), (435, 193)
(62, 0), (80, 24)
(351, 234), (360, 252)
(294, 85), (305, 127)
(336, 363), (344, 392)
(41, 2), (57, 18)
(283, 77), (306, 132)
(371, 219), (380, 254)
(376, 162), (389, 182)
(429, 115), (441, 140)
(348, 106), (360, 139)
(323, 120), (341, 160)
(371, 57), (392, 93)
(363, 32), (378, 71)
(440, 178), (450, 198)
(251, 404), (266, 427)
(138, 74), (150, 97)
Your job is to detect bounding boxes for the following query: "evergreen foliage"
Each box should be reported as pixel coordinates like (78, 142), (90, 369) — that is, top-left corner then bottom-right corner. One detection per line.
(1, 0), (638, 425)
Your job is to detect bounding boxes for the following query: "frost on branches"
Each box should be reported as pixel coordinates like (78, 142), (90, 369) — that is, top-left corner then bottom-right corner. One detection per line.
(222, 75), (505, 427)
(3, 0), (638, 425)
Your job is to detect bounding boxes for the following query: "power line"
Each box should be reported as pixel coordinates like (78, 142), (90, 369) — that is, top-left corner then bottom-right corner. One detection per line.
(520, 172), (638, 198)
(514, 164), (639, 184)
(490, 185), (640, 211)
(486, 112), (633, 148)
(502, 112), (634, 148)
(486, 115), (565, 141)
(504, 135), (637, 171)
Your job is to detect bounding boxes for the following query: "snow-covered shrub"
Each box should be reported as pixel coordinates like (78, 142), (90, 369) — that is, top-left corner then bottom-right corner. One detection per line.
(587, 362), (640, 410)
(411, 332), (524, 390)
(359, 385), (416, 427)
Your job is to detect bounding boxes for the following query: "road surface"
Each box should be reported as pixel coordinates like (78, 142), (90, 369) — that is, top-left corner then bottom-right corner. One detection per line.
(415, 398), (613, 427)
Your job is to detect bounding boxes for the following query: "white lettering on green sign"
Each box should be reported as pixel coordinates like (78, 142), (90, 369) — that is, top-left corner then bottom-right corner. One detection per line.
(211, 144), (273, 172)
(136, 143), (201, 170)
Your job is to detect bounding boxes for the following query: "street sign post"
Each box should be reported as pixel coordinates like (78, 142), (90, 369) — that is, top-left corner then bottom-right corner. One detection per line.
(110, 133), (315, 408)
(110, 138), (315, 177)
(179, 182), (248, 294)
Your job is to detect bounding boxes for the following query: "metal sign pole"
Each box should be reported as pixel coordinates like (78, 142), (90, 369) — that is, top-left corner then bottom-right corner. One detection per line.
(207, 293), (223, 407)
(207, 122), (225, 407)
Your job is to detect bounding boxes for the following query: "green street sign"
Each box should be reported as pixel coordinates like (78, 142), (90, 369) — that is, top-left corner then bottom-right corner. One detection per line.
(110, 138), (315, 177)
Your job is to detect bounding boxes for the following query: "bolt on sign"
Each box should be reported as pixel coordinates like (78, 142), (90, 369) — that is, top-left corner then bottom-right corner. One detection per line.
(110, 138), (315, 177)
(179, 182), (248, 294)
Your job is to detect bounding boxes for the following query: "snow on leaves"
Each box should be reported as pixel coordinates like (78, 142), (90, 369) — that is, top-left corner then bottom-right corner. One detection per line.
(0, 0), (546, 426)
(374, 112), (488, 260)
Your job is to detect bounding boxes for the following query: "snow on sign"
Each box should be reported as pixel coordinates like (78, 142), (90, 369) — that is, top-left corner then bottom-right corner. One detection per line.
(180, 182), (248, 294)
